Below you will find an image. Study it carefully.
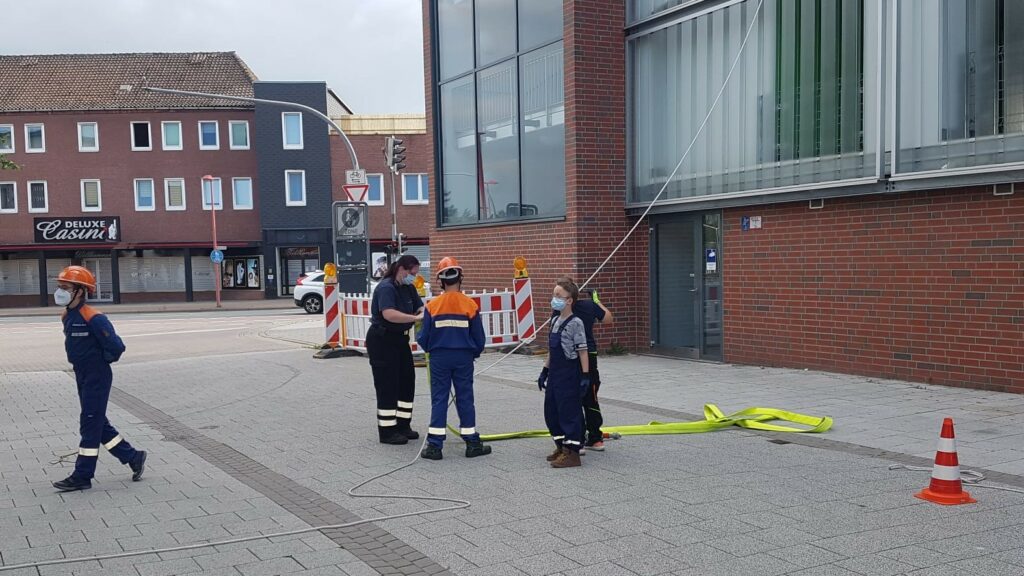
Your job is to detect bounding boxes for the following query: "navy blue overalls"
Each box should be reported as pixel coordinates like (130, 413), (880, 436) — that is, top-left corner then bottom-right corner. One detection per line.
(63, 303), (139, 480)
(544, 315), (584, 452)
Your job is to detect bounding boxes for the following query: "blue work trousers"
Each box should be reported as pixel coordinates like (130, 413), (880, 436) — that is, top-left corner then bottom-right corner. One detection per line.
(73, 362), (138, 480)
(427, 350), (480, 448)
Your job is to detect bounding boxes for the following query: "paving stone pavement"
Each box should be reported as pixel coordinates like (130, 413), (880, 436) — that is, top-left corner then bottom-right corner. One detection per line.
(3, 345), (1024, 575)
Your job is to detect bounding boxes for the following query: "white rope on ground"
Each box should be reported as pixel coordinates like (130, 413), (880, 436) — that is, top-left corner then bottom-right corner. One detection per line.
(888, 464), (1024, 495)
(0, 2), (766, 572)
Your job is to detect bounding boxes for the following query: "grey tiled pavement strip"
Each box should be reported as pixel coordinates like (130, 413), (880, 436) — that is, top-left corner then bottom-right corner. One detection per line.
(2, 309), (1024, 575)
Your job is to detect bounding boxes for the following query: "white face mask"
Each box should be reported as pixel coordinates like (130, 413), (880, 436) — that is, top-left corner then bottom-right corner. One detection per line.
(54, 288), (73, 306)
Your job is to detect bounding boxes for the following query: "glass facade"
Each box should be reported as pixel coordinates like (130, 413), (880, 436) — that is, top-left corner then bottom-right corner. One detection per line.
(435, 0), (565, 227)
(897, 0), (1024, 173)
(629, 0), (880, 203)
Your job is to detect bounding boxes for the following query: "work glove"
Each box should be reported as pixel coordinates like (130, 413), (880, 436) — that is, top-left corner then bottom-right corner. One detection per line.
(580, 374), (591, 398)
(537, 367), (549, 392)
(591, 289), (601, 304)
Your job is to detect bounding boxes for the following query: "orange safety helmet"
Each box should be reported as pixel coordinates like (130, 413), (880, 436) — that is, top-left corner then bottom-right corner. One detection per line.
(57, 265), (97, 294)
(435, 256), (463, 280)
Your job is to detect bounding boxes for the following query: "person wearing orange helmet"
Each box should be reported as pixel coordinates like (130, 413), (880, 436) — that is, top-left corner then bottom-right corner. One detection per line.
(416, 257), (490, 460)
(51, 265), (146, 492)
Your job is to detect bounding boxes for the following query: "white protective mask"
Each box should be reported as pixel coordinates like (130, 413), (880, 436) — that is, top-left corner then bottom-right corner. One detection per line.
(54, 288), (73, 307)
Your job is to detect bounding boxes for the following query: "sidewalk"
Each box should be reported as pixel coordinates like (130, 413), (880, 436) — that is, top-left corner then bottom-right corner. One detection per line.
(0, 298), (297, 317)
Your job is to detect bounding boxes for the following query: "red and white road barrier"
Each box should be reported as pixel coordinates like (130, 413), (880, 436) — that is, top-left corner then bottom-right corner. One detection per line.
(323, 280), (340, 348)
(324, 258), (537, 355)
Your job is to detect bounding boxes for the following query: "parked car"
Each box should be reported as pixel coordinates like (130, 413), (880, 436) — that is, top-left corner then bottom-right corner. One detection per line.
(295, 271), (424, 314)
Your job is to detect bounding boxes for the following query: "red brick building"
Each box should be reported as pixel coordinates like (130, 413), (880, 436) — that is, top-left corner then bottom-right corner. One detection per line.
(422, 1), (1023, 393)
(0, 53), (264, 306)
(0, 53), (434, 306)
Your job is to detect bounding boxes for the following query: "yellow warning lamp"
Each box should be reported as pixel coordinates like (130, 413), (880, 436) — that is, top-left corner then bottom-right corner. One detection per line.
(413, 274), (427, 297)
(323, 262), (337, 279)
(513, 256), (529, 279)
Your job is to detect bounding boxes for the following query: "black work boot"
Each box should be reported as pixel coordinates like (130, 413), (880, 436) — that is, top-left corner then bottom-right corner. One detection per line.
(420, 445), (443, 460)
(130, 451), (147, 481)
(396, 421), (420, 440)
(378, 428), (409, 445)
(465, 441), (492, 458)
(53, 475), (92, 492)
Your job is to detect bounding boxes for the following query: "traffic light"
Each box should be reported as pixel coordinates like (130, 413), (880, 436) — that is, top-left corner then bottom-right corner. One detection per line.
(383, 136), (406, 174)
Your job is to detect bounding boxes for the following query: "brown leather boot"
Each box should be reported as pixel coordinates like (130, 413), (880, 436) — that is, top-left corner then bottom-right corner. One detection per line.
(546, 446), (563, 462)
(551, 449), (581, 468)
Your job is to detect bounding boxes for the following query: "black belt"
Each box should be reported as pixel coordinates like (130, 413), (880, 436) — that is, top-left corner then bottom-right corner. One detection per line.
(370, 324), (410, 336)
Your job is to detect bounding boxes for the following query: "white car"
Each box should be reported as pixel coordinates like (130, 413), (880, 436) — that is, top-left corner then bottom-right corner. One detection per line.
(294, 271), (427, 314)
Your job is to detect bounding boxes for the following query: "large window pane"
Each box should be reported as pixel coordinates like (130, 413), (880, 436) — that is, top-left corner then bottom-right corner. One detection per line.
(630, 0), (875, 203)
(438, 0), (474, 80)
(476, 0), (517, 66)
(519, 0), (562, 49)
(898, 0), (1024, 173)
(477, 60), (519, 220)
(440, 76), (478, 225)
(520, 43), (565, 218)
(629, 0), (686, 23)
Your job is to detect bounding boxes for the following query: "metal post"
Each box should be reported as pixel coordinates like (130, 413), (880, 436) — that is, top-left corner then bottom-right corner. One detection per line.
(204, 175), (222, 308)
(143, 86), (360, 170)
(390, 168), (398, 243)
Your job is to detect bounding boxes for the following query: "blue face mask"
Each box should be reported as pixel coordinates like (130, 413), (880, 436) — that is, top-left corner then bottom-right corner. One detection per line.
(551, 297), (567, 311)
(402, 274), (416, 286)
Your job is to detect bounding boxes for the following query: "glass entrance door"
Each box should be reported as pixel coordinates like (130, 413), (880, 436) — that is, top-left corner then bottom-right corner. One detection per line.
(83, 257), (113, 302)
(280, 247), (320, 296)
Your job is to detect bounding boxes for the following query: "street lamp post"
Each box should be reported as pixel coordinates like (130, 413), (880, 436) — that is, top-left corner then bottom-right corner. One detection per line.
(203, 175), (222, 308)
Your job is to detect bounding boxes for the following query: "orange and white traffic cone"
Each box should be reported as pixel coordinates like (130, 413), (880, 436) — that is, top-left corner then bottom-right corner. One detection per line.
(915, 418), (976, 506)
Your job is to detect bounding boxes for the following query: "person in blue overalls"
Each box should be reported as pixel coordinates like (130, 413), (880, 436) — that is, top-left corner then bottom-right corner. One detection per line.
(416, 257), (491, 461)
(537, 277), (590, 468)
(367, 255), (425, 444)
(52, 265), (146, 492)
(551, 287), (613, 453)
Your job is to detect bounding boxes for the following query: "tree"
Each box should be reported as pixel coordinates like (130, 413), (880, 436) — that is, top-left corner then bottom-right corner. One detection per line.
(0, 132), (17, 170)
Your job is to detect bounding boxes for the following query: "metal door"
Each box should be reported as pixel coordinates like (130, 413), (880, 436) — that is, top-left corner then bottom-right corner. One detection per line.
(651, 216), (701, 358)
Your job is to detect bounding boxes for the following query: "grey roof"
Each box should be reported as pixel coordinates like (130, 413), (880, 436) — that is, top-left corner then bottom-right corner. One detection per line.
(0, 52), (259, 112)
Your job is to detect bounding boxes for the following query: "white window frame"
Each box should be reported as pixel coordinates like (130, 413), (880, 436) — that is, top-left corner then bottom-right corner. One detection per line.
(401, 173), (429, 205)
(131, 121), (152, 151)
(0, 182), (17, 214)
(24, 123), (45, 153)
(27, 181), (48, 213)
(198, 121), (220, 150)
(81, 180), (102, 212)
(232, 177), (254, 210)
(0, 124), (14, 153)
(201, 177), (223, 211)
(366, 173), (385, 206)
(285, 170), (306, 206)
(134, 178), (156, 212)
(228, 120), (250, 150)
(77, 122), (99, 152)
(164, 178), (186, 211)
(282, 112), (304, 149)
(161, 121), (183, 151)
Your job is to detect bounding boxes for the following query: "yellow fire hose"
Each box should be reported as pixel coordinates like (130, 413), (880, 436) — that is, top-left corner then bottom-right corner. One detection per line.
(447, 404), (832, 441)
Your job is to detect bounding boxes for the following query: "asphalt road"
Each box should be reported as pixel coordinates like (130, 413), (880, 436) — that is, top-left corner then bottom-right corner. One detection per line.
(0, 309), (324, 373)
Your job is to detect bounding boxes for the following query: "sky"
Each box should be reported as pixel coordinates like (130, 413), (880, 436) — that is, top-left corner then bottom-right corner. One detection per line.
(4, 0), (426, 114)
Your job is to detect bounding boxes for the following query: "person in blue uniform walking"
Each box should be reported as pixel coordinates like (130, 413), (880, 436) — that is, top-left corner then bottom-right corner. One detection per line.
(52, 265), (146, 492)
(537, 277), (590, 468)
(416, 257), (490, 460)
